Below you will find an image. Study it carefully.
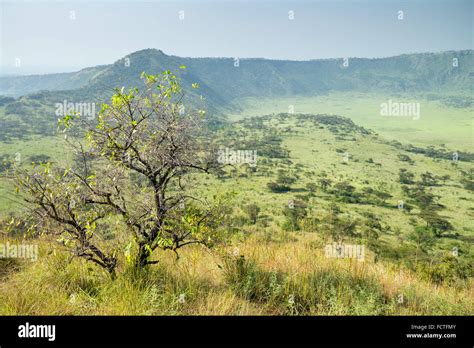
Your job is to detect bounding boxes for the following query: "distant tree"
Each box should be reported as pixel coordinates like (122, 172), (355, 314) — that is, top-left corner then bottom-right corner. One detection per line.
(402, 184), (437, 210)
(282, 199), (307, 231)
(244, 203), (260, 225)
(408, 226), (435, 264)
(420, 209), (454, 237)
(361, 213), (383, 244)
(399, 169), (415, 185)
(0, 155), (13, 174)
(460, 169), (473, 191)
(305, 182), (317, 193)
(333, 181), (359, 203)
(421, 172), (439, 186)
(440, 175), (450, 185)
(267, 182), (291, 193)
(318, 178), (332, 192)
(28, 154), (51, 164)
(397, 154), (414, 165)
(276, 171), (296, 186)
(242, 163), (257, 175)
(328, 211), (358, 241)
(373, 190), (392, 205)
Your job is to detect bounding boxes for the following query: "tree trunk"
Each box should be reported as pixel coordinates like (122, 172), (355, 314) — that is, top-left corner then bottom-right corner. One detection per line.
(108, 267), (117, 280)
(136, 243), (151, 269)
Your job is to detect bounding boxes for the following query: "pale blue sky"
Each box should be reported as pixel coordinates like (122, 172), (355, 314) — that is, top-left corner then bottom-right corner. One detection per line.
(0, 0), (472, 74)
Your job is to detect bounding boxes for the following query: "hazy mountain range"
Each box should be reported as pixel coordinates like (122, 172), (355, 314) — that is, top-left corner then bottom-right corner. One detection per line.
(1, 49), (473, 105)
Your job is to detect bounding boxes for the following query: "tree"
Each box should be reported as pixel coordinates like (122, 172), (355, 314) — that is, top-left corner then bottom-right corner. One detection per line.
(282, 199), (307, 231)
(305, 182), (317, 193)
(420, 209), (454, 237)
(276, 171), (296, 186)
(402, 184), (437, 210)
(460, 169), (473, 191)
(361, 213), (383, 242)
(421, 171), (439, 187)
(397, 154), (414, 165)
(408, 226), (435, 264)
(244, 203), (260, 225)
(14, 71), (224, 276)
(373, 190), (392, 205)
(267, 182), (291, 193)
(333, 181), (359, 203)
(320, 204), (358, 242)
(318, 178), (332, 192)
(0, 155), (13, 174)
(399, 168), (415, 185)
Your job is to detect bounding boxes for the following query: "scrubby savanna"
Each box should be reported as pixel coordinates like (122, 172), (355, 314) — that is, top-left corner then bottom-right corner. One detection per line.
(0, 49), (473, 316)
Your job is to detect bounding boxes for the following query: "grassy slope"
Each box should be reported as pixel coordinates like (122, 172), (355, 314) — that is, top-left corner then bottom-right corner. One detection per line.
(0, 98), (472, 315)
(228, 92), (474, 151)
(0, 233), (472, 315)
(199, 113), (473, 238)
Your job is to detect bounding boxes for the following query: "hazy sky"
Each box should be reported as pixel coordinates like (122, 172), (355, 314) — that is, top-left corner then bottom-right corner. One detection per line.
(0, 0), (472, 74)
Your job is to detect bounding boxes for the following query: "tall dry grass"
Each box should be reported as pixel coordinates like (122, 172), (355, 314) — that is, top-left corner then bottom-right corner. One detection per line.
(0, 232), (472, 315)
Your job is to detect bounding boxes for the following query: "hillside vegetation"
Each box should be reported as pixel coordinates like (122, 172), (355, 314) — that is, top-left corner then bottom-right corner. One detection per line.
(0, 49), (472, 139)
(0, 54), (472, 316)
(1, 110), (472, 315)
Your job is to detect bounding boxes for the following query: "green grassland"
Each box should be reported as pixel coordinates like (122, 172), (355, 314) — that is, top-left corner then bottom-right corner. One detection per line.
(0, 135), (69, 213)
(199, 113), (473, 243)
(229, 92), (474, 151)
(0, 98), (473, 315)
(0, 49), (473, 315)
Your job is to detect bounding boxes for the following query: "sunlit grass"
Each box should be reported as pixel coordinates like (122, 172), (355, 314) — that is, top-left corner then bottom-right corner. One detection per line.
(0, 232), (471, 315)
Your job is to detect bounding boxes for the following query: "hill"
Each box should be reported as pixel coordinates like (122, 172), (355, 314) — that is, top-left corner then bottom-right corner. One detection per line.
(1, 48), (473, 102)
